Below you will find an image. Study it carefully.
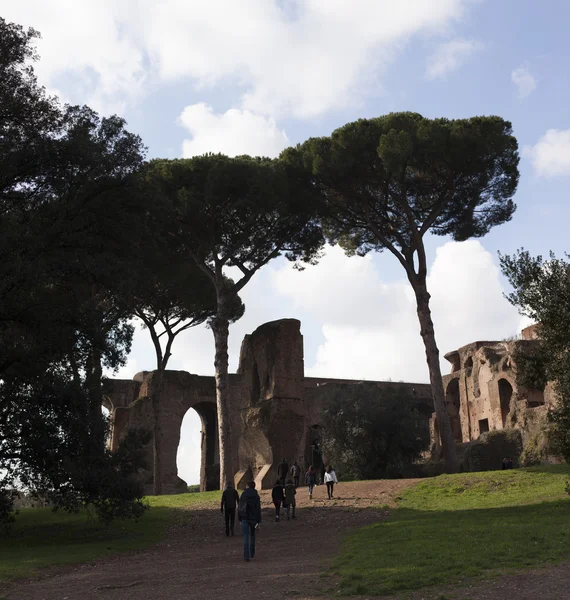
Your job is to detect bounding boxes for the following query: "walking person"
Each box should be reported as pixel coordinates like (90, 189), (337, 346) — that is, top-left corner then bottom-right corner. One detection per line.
(305, 465), (317, 499)
(277, 457), (289, 487)
(220, 481), (239, 536)
(284, 478), (296, 520)
(238, 481), (262, 562)
(324, 465), (339, 499)
(272, 479), (285, 521)
(291, 461), (301, 488)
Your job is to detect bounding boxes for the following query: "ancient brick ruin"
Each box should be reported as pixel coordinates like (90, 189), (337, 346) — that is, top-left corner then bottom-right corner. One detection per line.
(104, 319), (433, 493)
(431, 324), (554, 451)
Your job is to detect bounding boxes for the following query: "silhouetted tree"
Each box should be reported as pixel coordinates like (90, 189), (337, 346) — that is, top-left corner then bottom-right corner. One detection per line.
(283, 112), (519, 472)
(142, 155), (323, 487)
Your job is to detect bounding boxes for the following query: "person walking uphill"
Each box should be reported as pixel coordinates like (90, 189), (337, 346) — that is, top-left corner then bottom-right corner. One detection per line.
(305, 465), (317, 499)
(238, 481), (262, 562)
(324, 465), (339, 499)
(272, 479), (285, 521)
(291, 461), (301, 488)
(277, 457), (289, 487)
(284, 478), (296, 520)
(220, 482), (239, 536)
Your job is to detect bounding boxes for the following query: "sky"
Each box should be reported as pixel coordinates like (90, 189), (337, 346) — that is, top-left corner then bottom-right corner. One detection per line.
(3, 0), (569, 485)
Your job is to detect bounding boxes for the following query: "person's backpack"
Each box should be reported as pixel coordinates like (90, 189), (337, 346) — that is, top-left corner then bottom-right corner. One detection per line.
(238, 493), (254, 520)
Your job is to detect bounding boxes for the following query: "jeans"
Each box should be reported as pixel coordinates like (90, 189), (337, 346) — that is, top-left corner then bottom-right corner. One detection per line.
(284, 503), (296, 519)
(224, 508), (235, 535)
(293, 475), (300, 488)
(241, 520), (256, 560)
(273, 501), (282, 519)
(326, 481), (335, 499)
(308, 484), (314, 496)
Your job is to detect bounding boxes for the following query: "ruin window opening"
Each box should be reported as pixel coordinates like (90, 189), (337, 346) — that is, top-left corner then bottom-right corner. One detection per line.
(445, 378), (462, 443)
(479, 418), (489, 435)
(498, 379), (513, 428)
(464, 356), (473, 377)
(177, 403), (218, 491)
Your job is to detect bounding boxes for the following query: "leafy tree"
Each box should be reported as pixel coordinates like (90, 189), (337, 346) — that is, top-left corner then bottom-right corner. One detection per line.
(127, 230), (244, 494)
(0, 17), (149, 519)
(283, 112), (519, 472)
(142, 155), (323, 487)
(500, 249), (570, 461)
(320, 384), (428, 480)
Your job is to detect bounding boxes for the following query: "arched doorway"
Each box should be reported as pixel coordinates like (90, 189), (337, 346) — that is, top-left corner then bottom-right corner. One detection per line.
(445, 379), (462, 442)
(498, 379), (513, 428)
(177, 402), (219, 491)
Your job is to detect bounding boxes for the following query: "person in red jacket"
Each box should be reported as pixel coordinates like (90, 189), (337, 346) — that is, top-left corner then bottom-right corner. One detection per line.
(220, 482), (239, 536)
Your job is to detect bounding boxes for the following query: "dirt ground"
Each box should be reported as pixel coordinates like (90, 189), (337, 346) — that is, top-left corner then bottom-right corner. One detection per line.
(4, 479), (570, 600)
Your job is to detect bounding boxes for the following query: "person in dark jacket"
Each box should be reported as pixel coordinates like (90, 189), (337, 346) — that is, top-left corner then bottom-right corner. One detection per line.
(271, 479), (285, 521)
(277, 458), (289, 487)
(291, 461), (301, 488)
(305, 465), (317, 499)
(284, 478), (296, 520)
(220, 482), (239, 536)
(238, 481), (262, 562)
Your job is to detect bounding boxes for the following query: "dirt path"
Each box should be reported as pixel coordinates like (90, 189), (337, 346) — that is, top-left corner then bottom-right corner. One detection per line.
(3, 480), (414, 600)
(5, 479), (570, 600)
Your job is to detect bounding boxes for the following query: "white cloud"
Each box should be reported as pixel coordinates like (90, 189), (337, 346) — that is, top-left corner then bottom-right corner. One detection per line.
(511, 66), (536, 98)
(524, 129), (570, 177)
(425, 38), (483, 80)
(273, 242), (524, 381)
(179, 104), (289, 158)
(4, 0), (469, 118)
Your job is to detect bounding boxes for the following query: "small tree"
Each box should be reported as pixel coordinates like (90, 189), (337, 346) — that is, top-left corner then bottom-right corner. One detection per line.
(283, 113), (519, 472)
(500, 249), (570, 461)
(143, 155), (323, 487)
(320, 384), (428, 480)
(128, 234), (244, 494)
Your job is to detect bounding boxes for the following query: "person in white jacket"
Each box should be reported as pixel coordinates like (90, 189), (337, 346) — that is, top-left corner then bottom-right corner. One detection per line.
(323, 466), (338, 499)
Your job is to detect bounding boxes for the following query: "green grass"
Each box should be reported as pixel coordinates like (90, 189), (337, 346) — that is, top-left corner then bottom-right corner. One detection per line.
(334, 465), (570, 596)
(0, 491), (219, 581)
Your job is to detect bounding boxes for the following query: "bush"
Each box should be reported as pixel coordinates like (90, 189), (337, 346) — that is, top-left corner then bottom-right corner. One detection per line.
(187, 484), (200, 493)
(463, 429), (522, 472)
(0, 488), (18, 530)
(320, 383), (428, 480)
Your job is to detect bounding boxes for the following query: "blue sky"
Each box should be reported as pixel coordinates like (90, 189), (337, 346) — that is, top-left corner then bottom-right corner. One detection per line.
(4, 0), (568, 483)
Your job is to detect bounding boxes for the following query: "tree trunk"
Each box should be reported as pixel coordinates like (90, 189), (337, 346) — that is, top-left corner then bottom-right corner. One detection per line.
(211, 298), (232, 491)
(413, 281), (458, 473)
(152, 368), (165, 495)
(85, 346), (106, 458)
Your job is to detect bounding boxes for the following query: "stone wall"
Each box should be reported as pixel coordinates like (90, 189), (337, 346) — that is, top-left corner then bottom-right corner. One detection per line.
(105, 319), (433, 493)
(432, 335), (555, 452)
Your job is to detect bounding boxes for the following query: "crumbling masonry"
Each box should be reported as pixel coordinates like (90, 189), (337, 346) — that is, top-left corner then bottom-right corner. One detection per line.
(104, 319), (433, 493)
(430, 324), (555, 451)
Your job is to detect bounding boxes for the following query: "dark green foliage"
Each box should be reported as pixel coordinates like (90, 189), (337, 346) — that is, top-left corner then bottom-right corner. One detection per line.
(320, 384), (428, 480)
(0, 17), (150, 522)
(500, 250), (570, 461)
(463, 429), (522, 472)
(513, 342), (548, 391)
(0, 488), (18, 530)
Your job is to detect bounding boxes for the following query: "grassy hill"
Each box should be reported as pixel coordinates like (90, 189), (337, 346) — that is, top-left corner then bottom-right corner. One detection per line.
(334, 465), (570, 596)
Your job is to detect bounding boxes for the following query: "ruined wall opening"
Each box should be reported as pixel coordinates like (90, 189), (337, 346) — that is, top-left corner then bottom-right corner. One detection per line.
(445, 378), (462, 442)
(498, 378), (513, 427)
(479, 418), (489, 435)
(177, 402), (219, 491)
(464, 356), (473, 377)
